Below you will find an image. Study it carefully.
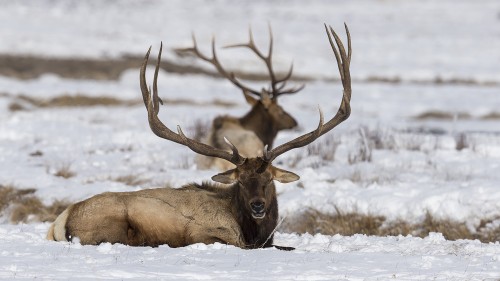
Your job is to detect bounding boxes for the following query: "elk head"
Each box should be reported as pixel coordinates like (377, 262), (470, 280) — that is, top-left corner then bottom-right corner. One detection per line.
(175, 26), (303, 147)
(141, 23), (351, 238)
(212, 152), (299, 221)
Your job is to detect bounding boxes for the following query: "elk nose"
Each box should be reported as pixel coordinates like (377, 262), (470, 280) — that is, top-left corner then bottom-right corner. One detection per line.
(250, 200), (265, 213)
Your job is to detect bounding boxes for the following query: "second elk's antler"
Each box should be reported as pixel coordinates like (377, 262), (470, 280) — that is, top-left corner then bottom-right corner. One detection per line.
(175, 25), (304, 100)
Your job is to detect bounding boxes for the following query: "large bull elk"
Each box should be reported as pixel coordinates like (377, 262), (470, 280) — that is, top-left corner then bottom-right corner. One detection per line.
(46, 24), (352, 250)
(176, 27), (304, 170)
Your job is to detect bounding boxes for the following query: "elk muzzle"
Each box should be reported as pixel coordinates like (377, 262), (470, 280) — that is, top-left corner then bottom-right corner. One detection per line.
(249, 198), (266, 219)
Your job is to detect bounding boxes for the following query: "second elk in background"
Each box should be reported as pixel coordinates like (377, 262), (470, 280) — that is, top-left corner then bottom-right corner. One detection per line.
(176, 27), (304, 170)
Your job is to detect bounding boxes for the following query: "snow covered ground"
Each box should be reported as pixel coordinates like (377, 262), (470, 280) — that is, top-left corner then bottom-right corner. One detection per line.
(1, 224), (499, 280)
(1, 0), (500, 279)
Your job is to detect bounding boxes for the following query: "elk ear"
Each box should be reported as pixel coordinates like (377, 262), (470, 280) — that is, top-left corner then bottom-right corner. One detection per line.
(271, 166), (300, 183)
(212, 169), (238, 184)
(243, 91), (258, 106)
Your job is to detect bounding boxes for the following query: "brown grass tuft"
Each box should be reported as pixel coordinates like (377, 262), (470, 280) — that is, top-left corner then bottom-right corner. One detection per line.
(415, 212), (475, 240)
(481, 112), (500, 120)
(11, 94), (139, 110)
(281, 208), (385, 236)
(112, 175), (148, 187)
(413, 110), (471, 120)
(281, 208), (500, 243)
(53, 163), (76, 179)
(9, 94), (238, 112)
(0, 185), (70, 223)
(306, 134), (340, 161)
(188, 118), (212, 142)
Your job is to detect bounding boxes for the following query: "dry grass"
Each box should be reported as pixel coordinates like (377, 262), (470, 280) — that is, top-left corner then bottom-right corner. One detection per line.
(112, 175), (149, 187)
(454, 132), (471, 151)
(52, 163), (76, 179)
(348, 127), (373, 164)
(11, 94), (140, 110)
(413, 110), (471, 120)
(481, 112), (500, 120)
(306, 134), (340, 161)
(9, 94), (237, 111)
(0, 185), (70, 223)
(281, 208), (500, 243)
(282, 208), (385, 236)
(188, 118), (212, 142)
(1, 54), (498, 87)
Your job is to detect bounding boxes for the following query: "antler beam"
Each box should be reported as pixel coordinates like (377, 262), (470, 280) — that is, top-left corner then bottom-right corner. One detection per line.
(176, 27), (304, 99)
(262, 23), (352, 163)
(140, 42), (245, 166)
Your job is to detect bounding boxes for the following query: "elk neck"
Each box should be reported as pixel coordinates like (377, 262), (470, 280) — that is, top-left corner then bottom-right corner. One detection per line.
(230, 182), (279, 248)
(239, 105), (278, 148)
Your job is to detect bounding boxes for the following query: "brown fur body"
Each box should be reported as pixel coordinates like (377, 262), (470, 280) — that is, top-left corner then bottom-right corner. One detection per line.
(47, 164), (280, 249)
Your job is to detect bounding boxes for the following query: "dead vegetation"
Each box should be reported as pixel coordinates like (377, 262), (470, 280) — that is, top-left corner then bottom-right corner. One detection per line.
(281, 208), (500, 243)
(8, 94), (237, 111)
(413, 110), (471, 120)
(51, 163), (76, 179)
(1, 54), (497, 87)
(9, 94), (139, 111)
(111, 175), (148, 187)
(188, 118), (212, 142)
(0, 185), (70, 223)
(306, 134), (341, 161)
(481, 112), (500, 120)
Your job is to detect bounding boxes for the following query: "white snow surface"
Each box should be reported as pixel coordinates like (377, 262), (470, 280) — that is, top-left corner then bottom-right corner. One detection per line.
(1, 0), (500, 280)
(1, 224), (499, 280)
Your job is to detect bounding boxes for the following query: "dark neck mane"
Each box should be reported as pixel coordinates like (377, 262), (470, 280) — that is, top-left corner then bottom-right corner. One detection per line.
(231, 185), (278, 249)
(239, 106), (278, 148)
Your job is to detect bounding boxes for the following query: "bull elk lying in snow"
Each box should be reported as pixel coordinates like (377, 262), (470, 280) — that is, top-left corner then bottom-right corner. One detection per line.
(176, 28), (304, 170)
(46, 24), (352, 249)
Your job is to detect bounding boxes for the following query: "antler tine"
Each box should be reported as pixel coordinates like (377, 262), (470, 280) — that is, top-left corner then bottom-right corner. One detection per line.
(141, 44), (245, 166)
(224, 25), (302, 99)
(263, 24), (352, 163)
(223, 137), (246, 165)
(264, 107), (325, 163)
(276, 84), (306, 95)
(175, 33), (261, 97)
(152, 42), (164, 114)
(345, 23), (352, 64)
(140, 46), (153, 109)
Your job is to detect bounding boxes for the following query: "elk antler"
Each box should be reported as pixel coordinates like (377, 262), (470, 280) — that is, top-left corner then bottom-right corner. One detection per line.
(175, 34), (261, 97)
(175, 26), (304, 99)
(140, 42), (246, 166)
(261, 23), (352, 164)
(224, 25), (304, 99)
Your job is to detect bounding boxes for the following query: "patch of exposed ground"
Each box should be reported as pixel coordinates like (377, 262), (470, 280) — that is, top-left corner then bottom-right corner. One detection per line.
(413, 110), (500, 121)
(7, 94), (237, 111)
(413, 110), (472, 120)
(0, 185), (70, 223)
(0, 53), (310, 82)
(280, 208), (500, 243)
(0, 54), (497, 86)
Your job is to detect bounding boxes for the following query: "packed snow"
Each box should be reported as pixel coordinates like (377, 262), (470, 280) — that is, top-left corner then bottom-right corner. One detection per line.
(1, 0), (499, 279)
